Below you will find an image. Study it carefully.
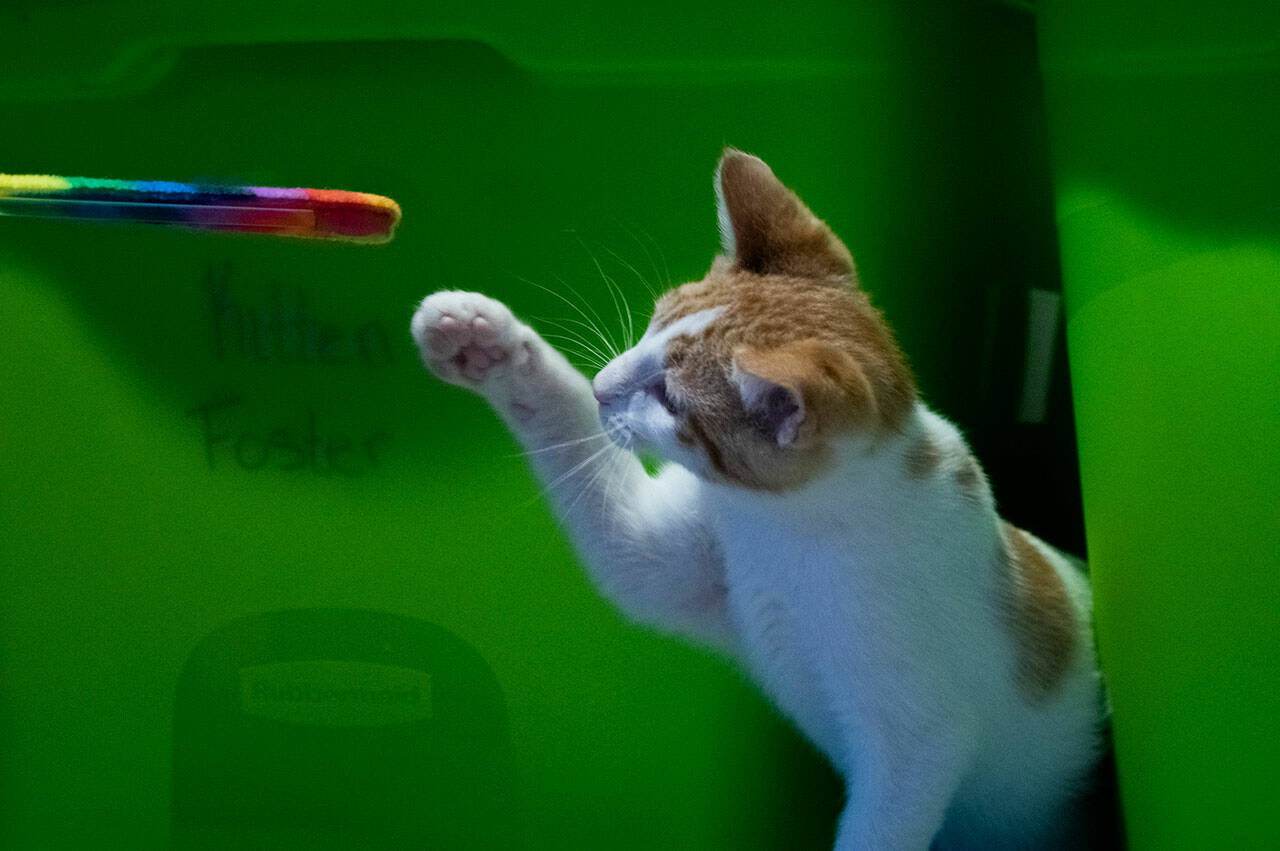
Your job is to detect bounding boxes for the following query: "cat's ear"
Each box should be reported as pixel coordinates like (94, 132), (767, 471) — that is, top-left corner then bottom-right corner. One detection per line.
(731, 341), (875, 446)
(714, 149), (854, 279)
(732, 355), (807, 447)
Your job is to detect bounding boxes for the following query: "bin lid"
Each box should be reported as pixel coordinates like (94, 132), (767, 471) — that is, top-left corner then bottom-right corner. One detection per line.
(0, 0), (901, 102)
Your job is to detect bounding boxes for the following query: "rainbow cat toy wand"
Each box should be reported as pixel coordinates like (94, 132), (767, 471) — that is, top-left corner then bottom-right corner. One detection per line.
(0, 174), (400, 244)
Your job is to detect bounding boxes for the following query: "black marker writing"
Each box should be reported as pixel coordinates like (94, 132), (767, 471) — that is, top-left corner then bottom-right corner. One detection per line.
(188, 395), (391, 477)
(206, 264), (394, 367)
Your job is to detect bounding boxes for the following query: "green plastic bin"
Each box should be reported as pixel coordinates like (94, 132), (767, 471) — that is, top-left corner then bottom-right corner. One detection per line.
(1037, 1), (1280, 847)
(1, 1), (1084, 847)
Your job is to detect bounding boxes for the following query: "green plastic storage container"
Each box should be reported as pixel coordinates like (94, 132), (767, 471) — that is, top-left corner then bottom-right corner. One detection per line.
(1037, 1), (1280, 847)
(2, 1), (1086, 847)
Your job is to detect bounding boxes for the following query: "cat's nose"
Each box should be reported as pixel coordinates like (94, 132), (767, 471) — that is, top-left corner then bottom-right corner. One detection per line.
(592, 377), (620, 406)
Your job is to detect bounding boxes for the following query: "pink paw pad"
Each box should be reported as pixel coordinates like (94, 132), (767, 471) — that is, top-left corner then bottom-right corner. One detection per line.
(413, 292), (533, 387)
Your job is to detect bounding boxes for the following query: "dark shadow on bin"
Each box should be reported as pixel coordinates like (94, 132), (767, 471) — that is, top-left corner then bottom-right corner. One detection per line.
(172, 608), (520, 849)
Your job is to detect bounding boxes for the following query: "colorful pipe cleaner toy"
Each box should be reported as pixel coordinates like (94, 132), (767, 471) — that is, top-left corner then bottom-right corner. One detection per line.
(0, 174), (400, 244)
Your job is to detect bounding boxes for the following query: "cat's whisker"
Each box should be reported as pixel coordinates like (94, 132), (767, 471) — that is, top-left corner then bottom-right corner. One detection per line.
(515, 440), (611, 512)
(519, 275), (620, 360)
(575, 236), (633, 355)
(551, 272), (621, 359)
(537, 439), (617, 497)
(564, 445), (618, 517)
(538, 331), (611, 371)
(620, 282), (637, 350)
(544, 446), (617, 515)
(537, 317), (618, 365)
(603, 452), (632, 537)
(604, 244), (662, 304)
(511, 430), (613, 459)
(605, 266), (636, 351)
(625, 223), (671, 290)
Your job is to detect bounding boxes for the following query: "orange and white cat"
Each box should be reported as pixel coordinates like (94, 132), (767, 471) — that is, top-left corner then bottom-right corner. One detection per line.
(412, 150), (1107, 849)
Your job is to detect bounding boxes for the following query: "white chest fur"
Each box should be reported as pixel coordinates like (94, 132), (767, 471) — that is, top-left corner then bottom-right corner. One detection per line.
(699, 410), (1104, 847)
(708, 424), (1010, 772)
(717, 513), (856, 766)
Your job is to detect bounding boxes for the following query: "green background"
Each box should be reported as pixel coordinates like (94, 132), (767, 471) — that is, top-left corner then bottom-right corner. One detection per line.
(1036, 1), (1280, 847)
(0, 0), (1273, 848)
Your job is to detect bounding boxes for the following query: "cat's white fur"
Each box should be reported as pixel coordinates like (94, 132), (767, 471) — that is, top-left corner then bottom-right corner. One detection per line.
(411, 187), (1105, 850)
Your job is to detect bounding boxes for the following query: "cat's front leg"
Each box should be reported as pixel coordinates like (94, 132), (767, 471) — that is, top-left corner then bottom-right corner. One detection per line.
(834, 727), (970, 851)
(412, 291), (735, 654)
(411, 289), (598, 440)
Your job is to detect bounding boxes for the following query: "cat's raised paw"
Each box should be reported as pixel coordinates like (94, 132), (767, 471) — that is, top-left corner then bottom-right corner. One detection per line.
(412, 291), (534, 389)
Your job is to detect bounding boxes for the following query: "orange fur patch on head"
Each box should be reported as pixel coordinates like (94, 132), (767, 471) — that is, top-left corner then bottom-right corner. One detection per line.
(654, 264), (916, 490)
(644, 151), (917, 491)
(998, 523), (1077, 701)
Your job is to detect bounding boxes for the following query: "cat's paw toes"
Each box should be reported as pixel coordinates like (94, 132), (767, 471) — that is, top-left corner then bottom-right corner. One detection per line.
(412, 291), (532, 388)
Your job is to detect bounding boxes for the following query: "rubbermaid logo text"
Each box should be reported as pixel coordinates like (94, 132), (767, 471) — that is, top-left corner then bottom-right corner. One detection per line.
(239, 660), (432, 727)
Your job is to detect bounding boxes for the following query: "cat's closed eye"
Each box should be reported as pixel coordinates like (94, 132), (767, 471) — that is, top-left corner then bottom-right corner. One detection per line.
(647, 377), (678, 415)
